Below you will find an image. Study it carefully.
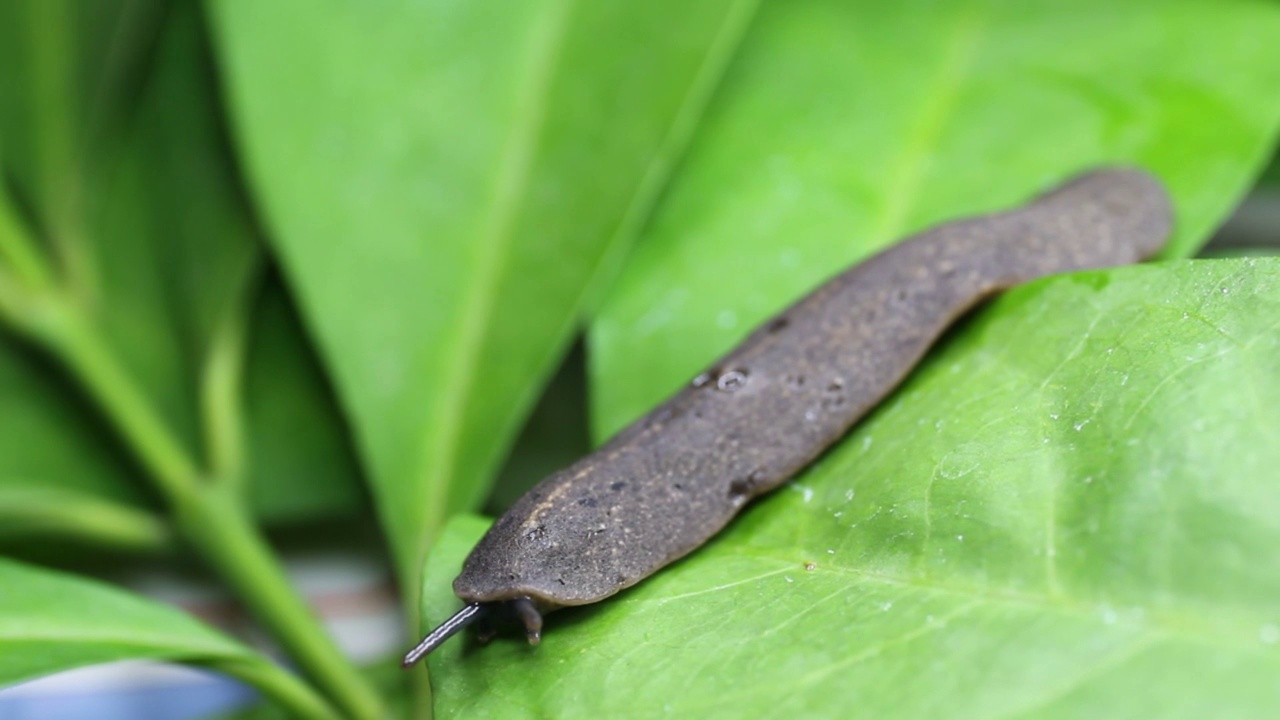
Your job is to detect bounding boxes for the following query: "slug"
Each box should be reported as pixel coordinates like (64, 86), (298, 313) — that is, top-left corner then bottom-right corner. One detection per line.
(403, 167), (1172, 665)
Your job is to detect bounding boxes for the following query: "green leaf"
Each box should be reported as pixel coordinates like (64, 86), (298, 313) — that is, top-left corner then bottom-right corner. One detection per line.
(0, 558), (339, 720)
(80, 1), (258, 461)
(243, 280), (366, 523)
(0, 0), (247, 490)
(0, 332), (152, 507)
(1260, 153), (1280, 189)
(0, 486), (168, 552)
(0, 559), (246, 682)
(485, 342), (591, 515)
(1, 0), (252, 451)
(0, 3), (362, 529)
(590, 0), (1280, 439)
(125, 10), (365, 523)
(209, 0), (761, 581)
(0, 0), (168, 239)
(423, 258), (1280, 718)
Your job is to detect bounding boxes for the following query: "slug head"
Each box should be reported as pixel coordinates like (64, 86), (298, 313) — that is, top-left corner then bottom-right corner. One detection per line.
(401, 596), (544, 667)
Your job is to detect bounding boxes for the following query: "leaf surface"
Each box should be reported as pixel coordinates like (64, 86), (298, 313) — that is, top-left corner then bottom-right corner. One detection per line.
(425, 258), (1280, 718)
(0, 558), (333, 719)
(0, 558), (248, 683)
(210, 0), (761, 580)
(0, 3), (362, 530)
(590, 0), (1280, 438)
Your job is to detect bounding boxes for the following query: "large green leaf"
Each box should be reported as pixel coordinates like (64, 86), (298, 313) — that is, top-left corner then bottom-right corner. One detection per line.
(209, 0), (761, 581)
(0, 558), (336, 719)
(423, 258), (1280, 717)
(590, 0), (1280, 438)
(0, 558), (249, 682)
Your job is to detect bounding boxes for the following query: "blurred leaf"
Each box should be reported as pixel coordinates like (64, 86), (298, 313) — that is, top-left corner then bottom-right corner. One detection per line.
(590, 0), (1280, 438)
(243, 279), (366, 523)
(425, 258), (1280, 718)
(0, 558), (245, 681)
(1200, 190), (1280, 259)
(0, 2), (363, 530)
(0, 0), (237, 450)
(485, 341), (591, 515)
(81, 0), (257, 458)
(0, 558), (334, 718)
(0, 486), (169, 552)
(140, 7), (365, 523)
(0, 333), (151, 505)
(0, 0), (166, 242)
(209, 0), (762, 581)
(0, 0), (246, 492)
(1260, 153), (1280, 189)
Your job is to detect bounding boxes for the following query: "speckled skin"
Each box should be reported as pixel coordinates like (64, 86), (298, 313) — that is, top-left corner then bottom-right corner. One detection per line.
(455, 167), (1171, 609)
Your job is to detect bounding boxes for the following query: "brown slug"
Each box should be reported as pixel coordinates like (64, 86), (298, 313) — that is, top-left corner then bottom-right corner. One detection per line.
(403, 167), (1173, 666)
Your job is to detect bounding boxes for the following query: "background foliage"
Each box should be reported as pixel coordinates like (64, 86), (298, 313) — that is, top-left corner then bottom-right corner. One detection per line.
(1, 0), (1279, 718)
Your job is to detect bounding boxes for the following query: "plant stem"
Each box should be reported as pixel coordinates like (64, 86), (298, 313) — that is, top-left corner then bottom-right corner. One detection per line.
(179, 485), (384, 720)
(50, 307), (203, 501)
(201, 267), (255, 487)
(39, 305), (382, 720)
(214, 656), (345, 720)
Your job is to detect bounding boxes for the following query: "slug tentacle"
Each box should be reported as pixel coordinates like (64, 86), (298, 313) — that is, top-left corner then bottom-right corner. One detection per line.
(511, 596), (544, 645)
(402, 602), (487, 667)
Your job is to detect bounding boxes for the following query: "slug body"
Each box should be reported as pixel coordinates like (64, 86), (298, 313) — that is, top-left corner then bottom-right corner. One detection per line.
(404, 167), (1172, 664)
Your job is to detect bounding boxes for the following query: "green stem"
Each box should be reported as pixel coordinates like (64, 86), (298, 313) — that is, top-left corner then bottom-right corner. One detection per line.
(39, 306), (382, 720)
(201, 268), (256, 486)
(50, 308), (202, 501)
(179, 486), (383, 720)
(213, 656), (345, 720)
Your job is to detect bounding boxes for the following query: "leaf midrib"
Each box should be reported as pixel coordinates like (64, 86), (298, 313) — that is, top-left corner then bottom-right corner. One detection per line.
(412, 0), (576, 574)
(867, 1), (985, 249)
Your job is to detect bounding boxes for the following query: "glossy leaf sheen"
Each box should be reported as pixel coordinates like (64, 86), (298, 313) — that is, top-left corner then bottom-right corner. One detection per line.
(425, 259), (1280, 718)
(591, 0), (1280, 438)
(210, 0), (759, 578)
